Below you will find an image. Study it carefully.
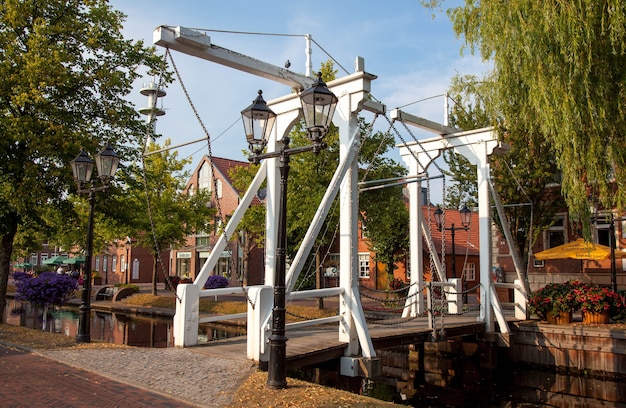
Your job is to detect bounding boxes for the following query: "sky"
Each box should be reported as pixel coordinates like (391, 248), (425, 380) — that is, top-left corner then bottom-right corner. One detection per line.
(109, 0), (490, 200)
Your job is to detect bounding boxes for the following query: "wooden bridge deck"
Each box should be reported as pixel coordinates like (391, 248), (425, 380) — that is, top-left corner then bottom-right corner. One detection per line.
(190, 310), (490, 369)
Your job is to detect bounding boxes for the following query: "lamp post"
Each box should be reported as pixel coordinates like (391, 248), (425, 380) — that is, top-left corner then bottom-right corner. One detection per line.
(590, 204), (621, 293)
(241, 73), (337, 389)
(609, 216), (617, 293)
(125, 236), (133, 285)
(70, 145), (120, 343)
(434, 205), (471, 303)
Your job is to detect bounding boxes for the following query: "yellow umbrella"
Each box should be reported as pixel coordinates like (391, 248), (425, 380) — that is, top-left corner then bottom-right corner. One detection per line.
(534, 238), (626, 261)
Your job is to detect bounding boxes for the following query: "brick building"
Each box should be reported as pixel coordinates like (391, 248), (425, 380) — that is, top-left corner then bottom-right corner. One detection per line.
(168, 155), (265, 287)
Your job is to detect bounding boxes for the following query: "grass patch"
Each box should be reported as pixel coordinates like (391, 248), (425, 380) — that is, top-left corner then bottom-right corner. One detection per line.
(120, 294), (338, 322)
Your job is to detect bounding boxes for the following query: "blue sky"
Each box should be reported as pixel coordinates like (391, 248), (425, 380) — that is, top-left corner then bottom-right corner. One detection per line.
(110, 0), (489, 184)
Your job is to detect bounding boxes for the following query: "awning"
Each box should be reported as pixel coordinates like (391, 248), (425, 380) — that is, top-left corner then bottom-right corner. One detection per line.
(13, 263), (33, 268)
(62, 256), (86, 265)
(42, 255), (68, 265)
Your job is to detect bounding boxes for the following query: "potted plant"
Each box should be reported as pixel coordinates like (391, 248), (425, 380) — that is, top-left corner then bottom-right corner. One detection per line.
(573, 285), (625, 324)
(529, 280), (583, 324)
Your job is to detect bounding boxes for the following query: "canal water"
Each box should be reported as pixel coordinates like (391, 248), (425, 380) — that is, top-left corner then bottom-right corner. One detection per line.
(5, 299), (626, 407)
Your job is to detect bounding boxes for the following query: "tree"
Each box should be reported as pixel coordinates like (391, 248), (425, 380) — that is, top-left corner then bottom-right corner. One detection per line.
(123, 141), (214, 295)
(445, 74), (564, 278)
(358, 124), (409, 279)
(432, 0), (626, 226)
(0, 0), (170, 321)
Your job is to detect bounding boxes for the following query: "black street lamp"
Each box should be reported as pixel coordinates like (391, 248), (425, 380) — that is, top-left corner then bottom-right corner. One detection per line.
(241, 74), (337, 390)
(125, 236), (134, 285)
(70, 144), (120, 343)
(434, 205), (472, 279)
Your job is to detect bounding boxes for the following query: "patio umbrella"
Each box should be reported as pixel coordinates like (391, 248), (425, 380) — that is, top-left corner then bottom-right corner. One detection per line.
(62, 256), (86, 265)
(534, 238), (626, 261)
(13, 262), (33, 269)
(42, 255), (68, 265)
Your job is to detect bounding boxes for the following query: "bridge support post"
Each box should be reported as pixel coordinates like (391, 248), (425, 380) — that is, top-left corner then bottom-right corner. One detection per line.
(448, 278), (462, 315)
(247, 285), (273, 363)
(513, 279), (528, 320)
(173, 283), (199, 347)
(340, 356), (381, 378)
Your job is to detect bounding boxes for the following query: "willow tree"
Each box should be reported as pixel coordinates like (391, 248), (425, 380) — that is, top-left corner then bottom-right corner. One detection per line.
(0, 0), (170, 322)
(445, 75), (563, 275)
(428, 0), (626, 225)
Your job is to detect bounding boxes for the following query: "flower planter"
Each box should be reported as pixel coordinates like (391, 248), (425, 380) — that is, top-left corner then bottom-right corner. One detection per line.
(582, 310), (610, 324)
(546, 311), (572, 325)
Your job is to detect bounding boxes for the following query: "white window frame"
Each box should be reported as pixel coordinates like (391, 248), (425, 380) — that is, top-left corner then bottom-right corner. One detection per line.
(463, 263), (476, 281)
(358, 253), (370, 279)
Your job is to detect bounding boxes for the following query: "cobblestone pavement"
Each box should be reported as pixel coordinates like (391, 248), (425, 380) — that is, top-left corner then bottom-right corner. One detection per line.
(0, 344), (197, 408)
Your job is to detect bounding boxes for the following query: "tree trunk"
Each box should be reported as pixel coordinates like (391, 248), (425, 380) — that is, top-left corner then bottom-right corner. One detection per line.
(0, 215), (19, 324)
(316, 250), (324, 309)
(152, 254), (158, 296)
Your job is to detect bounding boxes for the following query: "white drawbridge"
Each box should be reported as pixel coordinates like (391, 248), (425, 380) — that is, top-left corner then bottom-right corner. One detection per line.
(153, 26), (524, 377)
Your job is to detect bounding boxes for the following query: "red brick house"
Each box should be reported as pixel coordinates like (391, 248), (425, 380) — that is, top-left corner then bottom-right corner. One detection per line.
(322, 205), (480, 292)
(169, 155), (265, 287)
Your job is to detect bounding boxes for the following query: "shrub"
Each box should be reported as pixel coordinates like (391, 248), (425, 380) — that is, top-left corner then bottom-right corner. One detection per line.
(204, 275), (229, 289)
(14, 271), (78, 307)
(114, 283), (140, 293)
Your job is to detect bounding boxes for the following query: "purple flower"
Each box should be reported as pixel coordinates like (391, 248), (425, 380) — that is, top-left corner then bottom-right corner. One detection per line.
(204, 275), (229, 289)
(15, 271), (78, 307)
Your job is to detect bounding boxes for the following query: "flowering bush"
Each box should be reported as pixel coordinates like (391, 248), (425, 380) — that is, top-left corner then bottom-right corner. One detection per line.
(529, 280), (584, 319)
(204, 275), (229, 289)
(13, 271), (78, 307)
(573, 285), (625, 317)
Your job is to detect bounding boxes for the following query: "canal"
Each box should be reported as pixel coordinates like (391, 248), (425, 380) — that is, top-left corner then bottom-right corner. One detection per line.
(5, 298), (626, 407)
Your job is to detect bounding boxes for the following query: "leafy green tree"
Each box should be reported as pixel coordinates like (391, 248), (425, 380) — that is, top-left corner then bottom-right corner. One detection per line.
(430, 0), (626, 226)
(358, 124), (409, 279)
(123, 141), (214, 295)
(0, 0), (170, 321)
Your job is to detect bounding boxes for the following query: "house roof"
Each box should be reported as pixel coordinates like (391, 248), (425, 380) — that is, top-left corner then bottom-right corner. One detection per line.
(205, 155), (250, 195)
(421, 206), (480, 256)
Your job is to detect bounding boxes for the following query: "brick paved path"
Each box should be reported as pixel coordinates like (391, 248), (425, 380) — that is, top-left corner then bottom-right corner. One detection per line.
(0, 344), (195, 408)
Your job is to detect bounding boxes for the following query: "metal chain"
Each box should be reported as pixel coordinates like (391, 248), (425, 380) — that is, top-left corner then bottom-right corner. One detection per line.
(167, 49), (256, 307)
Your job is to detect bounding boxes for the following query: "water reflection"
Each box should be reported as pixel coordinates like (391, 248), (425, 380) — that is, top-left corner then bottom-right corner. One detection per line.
(291, 345), (626, 407)
(4, 298), (244, 347)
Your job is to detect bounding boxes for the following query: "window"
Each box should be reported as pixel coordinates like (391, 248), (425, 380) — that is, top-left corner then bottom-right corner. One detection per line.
(547, 214), (566, 249)
(358, 253), (370, 278)
(41, 253), (49, 263)
(95, 256), (100, 272)
(361, 223), (368, 239)
(198, 162), (211, 192)
(216, 179), (223, 199)
(463, 263), (476, 281)
(594, 213), (612, 247)
(121, 255), (126, 273)
(103, 256), (108, 274)
(196, 231), (210, 247)
(30, 253), (38, 265)
(533, 259), (545, 268)
(112, 255), (117, 272)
